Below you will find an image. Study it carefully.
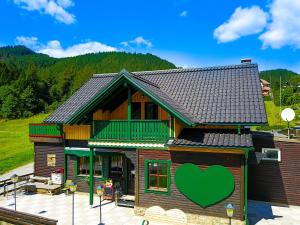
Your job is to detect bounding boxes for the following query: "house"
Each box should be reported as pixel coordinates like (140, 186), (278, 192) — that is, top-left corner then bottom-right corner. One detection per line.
(260, 79), (271, 96)
(29, 63), (267, 224)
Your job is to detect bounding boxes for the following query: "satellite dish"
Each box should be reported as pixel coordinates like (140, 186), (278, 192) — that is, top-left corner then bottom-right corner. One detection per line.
(281, 108), (295, 122)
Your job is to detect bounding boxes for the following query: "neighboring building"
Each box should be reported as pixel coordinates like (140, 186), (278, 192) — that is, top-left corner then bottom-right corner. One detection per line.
(260, 79), (271, 96)
(29, 64), (267, 224)
(249, 132), (300, 206)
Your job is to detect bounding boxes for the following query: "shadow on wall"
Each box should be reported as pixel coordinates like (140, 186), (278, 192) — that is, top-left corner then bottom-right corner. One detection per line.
(248, 132), (288, 204)
(248, 201), (283, 225)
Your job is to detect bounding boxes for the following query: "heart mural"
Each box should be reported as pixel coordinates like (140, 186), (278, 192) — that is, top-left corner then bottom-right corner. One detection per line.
(174, 163), (235, 208)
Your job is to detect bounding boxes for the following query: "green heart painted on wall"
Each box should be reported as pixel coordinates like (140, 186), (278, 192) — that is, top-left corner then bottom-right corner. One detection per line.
(175, 163), (235, 208)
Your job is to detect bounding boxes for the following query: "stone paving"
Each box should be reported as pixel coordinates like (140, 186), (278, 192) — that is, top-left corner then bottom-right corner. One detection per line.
(0, 192), (299, 225)
(0, 192), (144, 225)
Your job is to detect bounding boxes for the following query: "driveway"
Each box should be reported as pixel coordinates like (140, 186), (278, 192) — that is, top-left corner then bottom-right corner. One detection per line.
(248, 200), (300, 225)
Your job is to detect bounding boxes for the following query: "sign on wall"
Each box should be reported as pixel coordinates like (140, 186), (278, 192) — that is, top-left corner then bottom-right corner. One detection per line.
(175, 163), (235, 207)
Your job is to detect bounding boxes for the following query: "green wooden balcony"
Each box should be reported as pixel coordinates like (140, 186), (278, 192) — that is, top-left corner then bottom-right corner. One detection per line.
(92, 120), (169, 142)
(29, 123), (63, 138)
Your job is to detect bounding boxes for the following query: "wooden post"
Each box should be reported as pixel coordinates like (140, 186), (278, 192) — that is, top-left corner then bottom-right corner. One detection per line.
(128, 87), (132, 139)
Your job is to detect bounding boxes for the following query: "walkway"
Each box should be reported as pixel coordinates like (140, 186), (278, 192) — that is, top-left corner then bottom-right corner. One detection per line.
(0, 162), (34, 181)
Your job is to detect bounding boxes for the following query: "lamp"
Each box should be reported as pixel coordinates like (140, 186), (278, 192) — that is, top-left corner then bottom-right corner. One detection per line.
(69, 182), (77, 225)
(10, 174), (18, 211)
(225, 203), (235, 225)
(96, 185), (104, 225)
(69, 182), (77, 193)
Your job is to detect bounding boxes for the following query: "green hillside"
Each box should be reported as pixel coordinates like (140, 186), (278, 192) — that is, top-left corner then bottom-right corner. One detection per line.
(0, 45), (176, 119)
(0, 114), (48, 174)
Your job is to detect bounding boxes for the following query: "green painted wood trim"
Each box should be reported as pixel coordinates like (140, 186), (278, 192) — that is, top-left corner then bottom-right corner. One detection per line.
(170, 117), (175, 138)
(64, 149), (90, 157)
(89, 148), (94, 206)
(92, 120), (169, 142)
(66, 70), (194, 126)
(29, 124), (63, 136)
(88, 143), (168, 150)
(144, 159), (171, 195)
(238, 125), (241, 135)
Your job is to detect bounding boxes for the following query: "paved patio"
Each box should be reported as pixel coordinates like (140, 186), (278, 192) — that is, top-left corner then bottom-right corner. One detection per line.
(248, 200), (300, 225)
(0, 192), (144, 225)
(1, 192), (300, 225)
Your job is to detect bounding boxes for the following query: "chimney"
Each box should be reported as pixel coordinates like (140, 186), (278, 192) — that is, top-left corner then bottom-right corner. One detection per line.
(241, 58), (252, 64)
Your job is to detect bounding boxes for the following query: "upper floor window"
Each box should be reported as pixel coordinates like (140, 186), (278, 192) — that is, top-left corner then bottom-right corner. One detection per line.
(145, 102), (158, 120)
(132, 103), (141, 120)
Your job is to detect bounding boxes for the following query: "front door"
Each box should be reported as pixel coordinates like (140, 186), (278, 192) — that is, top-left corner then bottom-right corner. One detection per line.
(127, 159), (135, 195)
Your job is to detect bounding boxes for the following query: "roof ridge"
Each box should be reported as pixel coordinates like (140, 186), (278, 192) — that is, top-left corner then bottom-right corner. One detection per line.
(92, 63), (258, 77)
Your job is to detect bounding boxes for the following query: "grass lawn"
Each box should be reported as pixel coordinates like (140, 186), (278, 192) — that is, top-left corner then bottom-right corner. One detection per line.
(253, 101), (300, 131)
(0, 114), (48, 175)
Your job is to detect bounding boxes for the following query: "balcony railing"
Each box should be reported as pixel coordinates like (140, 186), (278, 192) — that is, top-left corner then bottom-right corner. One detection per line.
(29, 123), (63, 138)
(93, 120), (169, 142)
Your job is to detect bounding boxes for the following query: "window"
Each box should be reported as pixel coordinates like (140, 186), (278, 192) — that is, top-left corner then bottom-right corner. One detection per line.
(77, 155), (103, 177)
(145, 159), (170, 194)
(47, 154), (56, 167)
(131, 103), (141, 119)
(145, 103), (158, 120)
(262, 148), (281, 162)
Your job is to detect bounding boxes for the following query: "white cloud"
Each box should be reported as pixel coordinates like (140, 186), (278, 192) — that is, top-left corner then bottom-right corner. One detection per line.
(39, 40), (117, 58)
(259, 0), (300, 49)
(13, 0), (75, 24)
(180, 10), (188, 17)
(16, 36), (39, 49)
(214, 6), (269, 43)
(130, 36), (152, 48)
(120, 36), (153, 50)
(15, 36), (117, 58)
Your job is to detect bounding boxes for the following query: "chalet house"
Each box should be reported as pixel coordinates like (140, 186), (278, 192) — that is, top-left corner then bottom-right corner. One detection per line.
(29, 64), (267, 224)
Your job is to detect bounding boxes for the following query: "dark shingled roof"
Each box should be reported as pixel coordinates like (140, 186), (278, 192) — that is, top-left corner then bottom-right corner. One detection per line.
(44, 63), (267, 125)
(172, 128), (253, 148)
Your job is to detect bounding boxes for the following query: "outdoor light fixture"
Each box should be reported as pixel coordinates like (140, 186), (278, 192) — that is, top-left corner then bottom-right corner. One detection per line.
(69, 182), (77, 225)
(10, 174), (18, 211)
(225, 203), (235, 225)
(96, 185), (104, 225)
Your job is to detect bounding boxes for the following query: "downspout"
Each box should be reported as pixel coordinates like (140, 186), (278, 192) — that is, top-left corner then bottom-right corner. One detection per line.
(244, 149), (249, 225)
(89, 148), (94, 207)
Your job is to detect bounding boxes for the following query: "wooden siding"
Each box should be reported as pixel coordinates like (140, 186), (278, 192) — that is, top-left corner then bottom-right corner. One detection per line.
(63, 125), (91, 140)
(66, 155), (105, 193)
(93, 91), (169, 121)
(174, 118), (185, 138)
(137, 149), (244, 220)
(249, 135), (300, 206)
(34, 143), (64, 177)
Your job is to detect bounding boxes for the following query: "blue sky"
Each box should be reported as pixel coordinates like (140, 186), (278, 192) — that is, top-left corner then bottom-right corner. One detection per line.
(1, 0), (300, 72)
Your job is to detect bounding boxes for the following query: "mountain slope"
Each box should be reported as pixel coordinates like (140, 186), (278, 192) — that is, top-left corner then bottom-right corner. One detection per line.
(0, 45), (176, 119)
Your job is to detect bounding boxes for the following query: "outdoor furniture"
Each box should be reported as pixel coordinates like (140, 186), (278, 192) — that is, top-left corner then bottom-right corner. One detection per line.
(22, 182), (61, 195)
(29, 176), (50, 184)
(61, 179), (72, 195)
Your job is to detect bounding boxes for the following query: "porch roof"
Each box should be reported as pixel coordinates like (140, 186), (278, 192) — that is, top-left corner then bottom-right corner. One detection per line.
(172, 128), (253, 148)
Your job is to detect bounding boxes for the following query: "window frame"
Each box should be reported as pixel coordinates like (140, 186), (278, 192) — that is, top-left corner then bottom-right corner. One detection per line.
(262, 148), (281, 162)
(75, 155), (104, 178)
(47, 154), (56, 167)
(144, 159), (171, 195)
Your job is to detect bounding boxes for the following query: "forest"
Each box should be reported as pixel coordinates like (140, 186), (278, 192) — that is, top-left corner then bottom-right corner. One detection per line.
(0, 45), (176, 119)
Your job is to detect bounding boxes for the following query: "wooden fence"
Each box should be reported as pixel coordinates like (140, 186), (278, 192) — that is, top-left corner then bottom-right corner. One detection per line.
(0, 207), (58, 225)
(0, 173), (33, 196)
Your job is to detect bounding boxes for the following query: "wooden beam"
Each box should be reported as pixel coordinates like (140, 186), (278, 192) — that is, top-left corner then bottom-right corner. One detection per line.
(168, 146), (245, 154)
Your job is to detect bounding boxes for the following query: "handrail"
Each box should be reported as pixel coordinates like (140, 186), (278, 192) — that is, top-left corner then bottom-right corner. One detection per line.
(0, 172), (34, 196)
(29, 123), (63, 137)
(93, 120), (169, 142)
